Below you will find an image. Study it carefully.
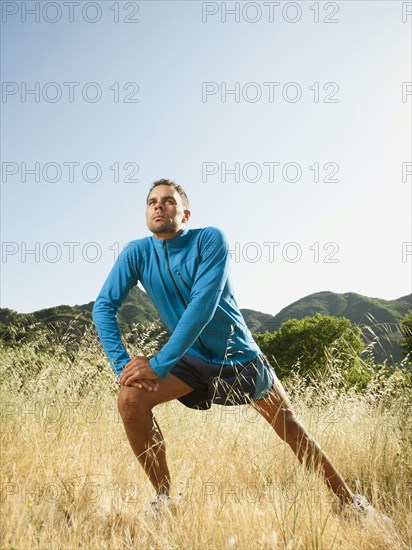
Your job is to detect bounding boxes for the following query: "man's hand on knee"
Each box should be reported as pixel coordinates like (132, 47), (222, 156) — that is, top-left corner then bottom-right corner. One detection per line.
(130, 378), (159, 391)
(120, 355), (160, 391)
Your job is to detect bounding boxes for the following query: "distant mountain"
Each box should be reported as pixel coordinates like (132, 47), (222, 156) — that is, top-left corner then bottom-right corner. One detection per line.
(78, 286), (159, 325)
(1, 289), (410, 364)
(247, 291), (412, 364)
(239, 309), (274, 334)
(274, 291), (410, 329)
(0, 286), (161, 347)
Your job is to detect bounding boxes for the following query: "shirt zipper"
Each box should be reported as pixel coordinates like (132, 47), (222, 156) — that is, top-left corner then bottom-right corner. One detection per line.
(177, 271), (190, 290)
(163, 241), (211, 359)
(163, 241), (186, 306)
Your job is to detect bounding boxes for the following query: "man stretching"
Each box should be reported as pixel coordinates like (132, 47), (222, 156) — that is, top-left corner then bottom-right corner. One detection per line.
(92, 179), (374, 515)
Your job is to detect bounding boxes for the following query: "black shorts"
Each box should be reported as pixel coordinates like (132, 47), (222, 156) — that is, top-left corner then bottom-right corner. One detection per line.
(170, 352), (279, 410)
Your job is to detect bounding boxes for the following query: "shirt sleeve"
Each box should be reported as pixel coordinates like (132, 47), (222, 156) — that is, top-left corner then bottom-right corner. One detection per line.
(149, 227), (230, 378)
(92, 244), (139, 377)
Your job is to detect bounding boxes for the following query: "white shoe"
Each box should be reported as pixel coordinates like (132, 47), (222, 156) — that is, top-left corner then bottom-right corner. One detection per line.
(347, 494), (392, 524)
(349, 494), (377, 516)
(145, 492), (182, 518)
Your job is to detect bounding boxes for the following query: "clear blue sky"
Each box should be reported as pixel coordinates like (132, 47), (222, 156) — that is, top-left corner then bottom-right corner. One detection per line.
(1, 0), (411, 315)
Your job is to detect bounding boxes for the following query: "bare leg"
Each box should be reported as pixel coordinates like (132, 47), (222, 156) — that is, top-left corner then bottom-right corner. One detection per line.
(118, 374), (193, 495)
(252, 382), (354, 504)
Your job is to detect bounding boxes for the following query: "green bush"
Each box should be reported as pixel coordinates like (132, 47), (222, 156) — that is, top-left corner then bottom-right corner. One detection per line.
(255, 313), (370, 387)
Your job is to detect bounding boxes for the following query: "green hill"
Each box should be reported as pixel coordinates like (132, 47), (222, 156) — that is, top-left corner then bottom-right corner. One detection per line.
(78, 286), (159, 325)
(239, 309), (274, 334)
(269, 291), (411, 328)
(252, 291), (412, 364)
(0, 286), (161, 348)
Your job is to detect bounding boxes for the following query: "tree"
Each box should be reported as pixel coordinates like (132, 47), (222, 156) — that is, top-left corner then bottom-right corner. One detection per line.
(400, 311), (412, 357)
(254, 313), (365, 381)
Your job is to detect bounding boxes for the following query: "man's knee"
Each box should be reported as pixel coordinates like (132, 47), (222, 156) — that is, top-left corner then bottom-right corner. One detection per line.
(118, 386), (154, 422)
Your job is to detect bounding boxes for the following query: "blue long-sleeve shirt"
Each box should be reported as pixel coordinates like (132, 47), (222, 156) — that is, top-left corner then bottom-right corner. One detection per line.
(92, 226), (261, 378)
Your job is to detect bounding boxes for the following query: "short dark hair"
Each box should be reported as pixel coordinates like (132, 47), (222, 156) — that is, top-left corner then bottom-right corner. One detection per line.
(147, 179), (190, 209)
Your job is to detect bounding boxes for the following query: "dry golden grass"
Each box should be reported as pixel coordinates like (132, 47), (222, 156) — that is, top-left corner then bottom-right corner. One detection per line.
(1, 326), (411, 549)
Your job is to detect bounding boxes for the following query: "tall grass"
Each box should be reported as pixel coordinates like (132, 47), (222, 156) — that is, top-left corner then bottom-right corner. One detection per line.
(1, 322), (411, 549)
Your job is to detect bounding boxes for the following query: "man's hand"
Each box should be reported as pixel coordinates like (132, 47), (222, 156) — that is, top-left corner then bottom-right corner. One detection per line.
(120, 355), (160, 391)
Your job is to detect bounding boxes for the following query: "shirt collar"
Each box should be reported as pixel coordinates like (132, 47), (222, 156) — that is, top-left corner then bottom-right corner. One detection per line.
(151, 227), (191, 248)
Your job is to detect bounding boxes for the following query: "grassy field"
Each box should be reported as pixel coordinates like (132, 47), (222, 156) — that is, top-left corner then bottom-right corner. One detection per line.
(1, 326), (411, 549)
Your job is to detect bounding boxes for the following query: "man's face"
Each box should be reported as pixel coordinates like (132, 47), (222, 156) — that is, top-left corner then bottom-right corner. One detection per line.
(146, 184), (190, 237)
